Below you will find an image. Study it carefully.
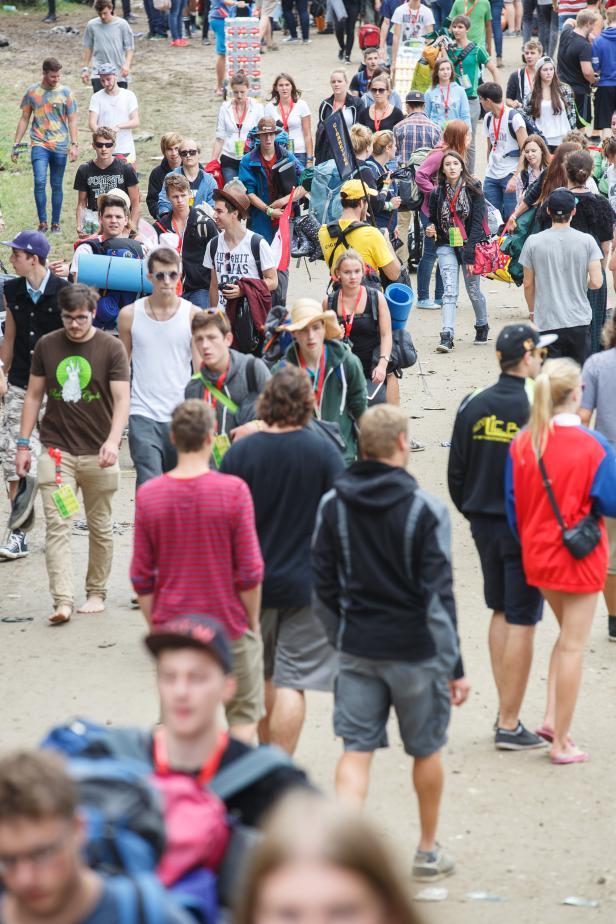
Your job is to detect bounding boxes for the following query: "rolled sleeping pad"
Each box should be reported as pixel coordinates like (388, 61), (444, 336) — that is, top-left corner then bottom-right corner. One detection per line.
(76, 253), (153, 295)
(385, 283), (414, 330)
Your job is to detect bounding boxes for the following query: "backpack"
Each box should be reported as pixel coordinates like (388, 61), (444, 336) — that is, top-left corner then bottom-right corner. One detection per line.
(358, 23), (380, 49)
(323, 219), (382, 289)
(85, 236), (145, 331)
(106, 875), (172, 924)
(486, 109), (548, 156)
(393, 147), (431, 212)
(208, 232), (263, 279)
(309, 159), (345, 224)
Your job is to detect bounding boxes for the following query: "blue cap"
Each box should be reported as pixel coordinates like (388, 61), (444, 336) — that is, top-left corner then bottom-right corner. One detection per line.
(546, 187), (576, 217)
(0, 230), (50, 261)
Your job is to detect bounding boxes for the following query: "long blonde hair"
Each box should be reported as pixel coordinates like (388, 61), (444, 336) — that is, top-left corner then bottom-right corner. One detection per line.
(528, 357), (580, 456)
(233, 793), (423, 924)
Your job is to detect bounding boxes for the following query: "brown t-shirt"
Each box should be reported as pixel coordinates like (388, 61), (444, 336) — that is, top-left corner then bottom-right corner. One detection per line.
(30, 329), (130, 456)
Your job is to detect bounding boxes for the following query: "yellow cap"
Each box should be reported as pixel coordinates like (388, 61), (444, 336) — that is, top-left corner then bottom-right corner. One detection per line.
(340, 178), (377, 199)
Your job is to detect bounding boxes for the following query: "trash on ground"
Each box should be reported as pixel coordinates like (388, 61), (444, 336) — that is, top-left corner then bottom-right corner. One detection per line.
(134, 132), (154, 142)
(466, 891), (504, 902)
(441, 440), (451, 448)
(414, 887), (448, 902)
(562, 897), (600, 907)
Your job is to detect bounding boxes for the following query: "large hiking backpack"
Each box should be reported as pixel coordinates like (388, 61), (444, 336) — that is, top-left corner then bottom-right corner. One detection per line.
(309, 159), (345, 224)
(358, 23), (380, 49)
(84, 236), (144, 331)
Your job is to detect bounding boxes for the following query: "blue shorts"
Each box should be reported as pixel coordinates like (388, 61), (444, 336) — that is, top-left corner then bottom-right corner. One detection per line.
(210, 16), (226, 54)
(470, 515), (543, 626)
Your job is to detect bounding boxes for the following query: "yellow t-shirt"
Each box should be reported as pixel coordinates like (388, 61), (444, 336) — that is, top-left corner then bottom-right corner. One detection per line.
(318, 219), (394, 272)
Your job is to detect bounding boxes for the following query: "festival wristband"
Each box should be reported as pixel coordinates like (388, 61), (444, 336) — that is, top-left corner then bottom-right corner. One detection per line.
(266, 206), (273, 217)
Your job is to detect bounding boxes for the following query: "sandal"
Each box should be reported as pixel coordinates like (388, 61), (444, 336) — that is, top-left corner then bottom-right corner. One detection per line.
(550, 750), (589, 765)
(536, 726), (576, 747)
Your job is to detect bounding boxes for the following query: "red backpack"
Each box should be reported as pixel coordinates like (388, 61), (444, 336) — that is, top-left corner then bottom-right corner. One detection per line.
(358, 23), (380, 50)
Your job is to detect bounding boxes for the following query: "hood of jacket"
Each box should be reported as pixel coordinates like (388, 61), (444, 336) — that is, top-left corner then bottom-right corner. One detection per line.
(335, 460), (417, 511)
(598, 26), (616, 43)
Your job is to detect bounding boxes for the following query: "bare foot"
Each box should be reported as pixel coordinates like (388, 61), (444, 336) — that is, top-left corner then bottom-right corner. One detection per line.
(77, 595), (105, 614)
(48, 605), (72, 626)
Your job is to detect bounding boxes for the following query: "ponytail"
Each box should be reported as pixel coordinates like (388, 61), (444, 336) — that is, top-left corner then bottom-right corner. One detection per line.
(528, 358), (581, 456)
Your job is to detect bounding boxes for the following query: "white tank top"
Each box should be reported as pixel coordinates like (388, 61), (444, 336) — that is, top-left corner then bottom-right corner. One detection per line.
(129, 296), (193, 421)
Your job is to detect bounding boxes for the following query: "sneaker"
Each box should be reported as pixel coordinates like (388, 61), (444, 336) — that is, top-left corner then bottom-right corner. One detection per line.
(344, 54), (351, 63)
(412, 845), (455, 881)
(42, 13), (57, 21)
(410, 439), (426, 452)
(38, 221), (48, 233)
(201, 36), (211, 44)
(284, 35), (299, 42)
(494, 722), (548, 750)
(51, 223), (61, 234)
(609, 615), (616, 640)
(473, 323), (489, 344)
(302, 38), (312, 43)
(338, 48), (344, 60)
(126, 11), (138, 20)
(436, 332), (454, 353)
(497, 55), (504, 67)
(0, 531), (29, 561)
(416, 298), (440, 310)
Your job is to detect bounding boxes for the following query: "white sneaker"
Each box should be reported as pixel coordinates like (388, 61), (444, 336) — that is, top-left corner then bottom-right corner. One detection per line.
(416, 299), (440, 310)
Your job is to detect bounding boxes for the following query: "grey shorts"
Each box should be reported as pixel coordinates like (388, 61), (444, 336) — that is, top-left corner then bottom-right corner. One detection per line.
(606, 517), (616, 574)
(261, 604), (338, 691)
(333, 654), (451, 758)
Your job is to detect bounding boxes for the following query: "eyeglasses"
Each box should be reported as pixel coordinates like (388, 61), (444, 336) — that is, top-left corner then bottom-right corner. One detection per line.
(0, 828), (72, 875)
(95, 141), (114, 149)
(61, 312), (91, 324)
(372, 87), (388, 94)
(179, 149), (198, 157)
(153, 270), (179, 281)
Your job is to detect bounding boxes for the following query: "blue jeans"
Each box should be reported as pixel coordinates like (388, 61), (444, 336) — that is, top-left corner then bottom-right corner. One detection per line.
(436, 245), (488, 334)
(221, 163), (239, 183)
(417, 211), (444, 302)
(169, 0), (184, 40)
(31, 146), (67, 225)
(183, 288), (210, 308)
(483, 173), (516, 222)
(432, 0), (453, 29)
(491, 0), (503, 56)
(282, 0), (310, 39)
(144, 0), (168, 34)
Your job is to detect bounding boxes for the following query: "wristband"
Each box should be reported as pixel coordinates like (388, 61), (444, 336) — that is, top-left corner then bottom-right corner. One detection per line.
(266, 206), (273, 218)
(16, 438), (31, 449)
(81, 67), (90, 73)
(379, 355), (390, 362)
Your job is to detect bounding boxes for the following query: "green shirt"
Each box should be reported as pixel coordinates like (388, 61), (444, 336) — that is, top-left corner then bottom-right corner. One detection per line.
(448, 41), (490, 97)
(448, 0), (492, 47)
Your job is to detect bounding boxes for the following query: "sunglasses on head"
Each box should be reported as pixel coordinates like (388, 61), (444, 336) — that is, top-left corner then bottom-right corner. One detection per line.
(179, 148), (198, 157)
(95, 141), (114, 148)
(153, 270), (179, 281)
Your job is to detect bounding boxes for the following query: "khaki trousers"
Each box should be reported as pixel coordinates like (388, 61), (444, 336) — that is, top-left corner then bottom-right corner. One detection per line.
(37, 450), (120, 608)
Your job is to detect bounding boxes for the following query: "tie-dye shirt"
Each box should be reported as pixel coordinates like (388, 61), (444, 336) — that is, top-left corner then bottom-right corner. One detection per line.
(20, 83), (77, 154)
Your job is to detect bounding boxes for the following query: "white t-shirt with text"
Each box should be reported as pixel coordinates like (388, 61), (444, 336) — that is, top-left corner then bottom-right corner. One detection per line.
(204, 230), (276, 310)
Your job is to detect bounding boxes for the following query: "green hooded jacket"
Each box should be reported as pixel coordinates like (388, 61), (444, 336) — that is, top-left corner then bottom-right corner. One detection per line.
(277, 339), (368, 464)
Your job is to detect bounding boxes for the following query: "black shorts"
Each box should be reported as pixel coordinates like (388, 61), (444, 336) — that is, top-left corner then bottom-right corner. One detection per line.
(573, 91), (592, 129)
(544, 324), (591, 367)
(594, 86), (616, 130)
(469, 516), (543, 626)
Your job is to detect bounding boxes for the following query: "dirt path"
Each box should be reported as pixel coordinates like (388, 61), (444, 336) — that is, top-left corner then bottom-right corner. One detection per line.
(1, 13), (616, 921)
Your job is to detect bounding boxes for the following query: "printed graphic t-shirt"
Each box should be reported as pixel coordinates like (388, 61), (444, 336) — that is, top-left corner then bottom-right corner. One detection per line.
(73, 158), (139, 211)
(204, 230), (276, 310)
(30, 329), (130, 456)
(20, 83), (77, 154)
(391, 1), (435, 41)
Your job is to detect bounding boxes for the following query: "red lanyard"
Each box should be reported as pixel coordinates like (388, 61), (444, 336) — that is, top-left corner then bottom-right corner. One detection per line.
(153, 727), (229, 787)
(407, 4), (420, 27)
(233, 100), (248, 133)
(203, 360), (230, 409)
(440, 84), (451, 117)
(278, 100), (294, 132)
(48, 447), (62, 485)
(464, 0), (478, 14)
(448, 181), (463, 215)
(300, 347), (327, 407)
(170, 218), (184, 295)
(373, 106), (390, 132)
(492, 105), (505, 144)
(339, 288), (362, 339)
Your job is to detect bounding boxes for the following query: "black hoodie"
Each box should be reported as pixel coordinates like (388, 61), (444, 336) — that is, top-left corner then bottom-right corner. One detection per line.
(146, 156), (172, 219)
(312, 460), (463, 678)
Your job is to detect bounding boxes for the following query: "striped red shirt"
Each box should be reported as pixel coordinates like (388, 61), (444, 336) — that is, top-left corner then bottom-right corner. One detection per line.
(130, 471), (264, 638)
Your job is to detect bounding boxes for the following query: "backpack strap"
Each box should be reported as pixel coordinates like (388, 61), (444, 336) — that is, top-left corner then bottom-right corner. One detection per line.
(249, 232), (264, 278)
(518, 67), (524, 101)
(366, 286), (379, 323)
(208, 235), (219, 267)
(325, 221), (371, 269)
(209, 746), (294, 801)
(245, 355), (257, 394)
(327, 289), (340, 312)
(108, 877), (140, 924)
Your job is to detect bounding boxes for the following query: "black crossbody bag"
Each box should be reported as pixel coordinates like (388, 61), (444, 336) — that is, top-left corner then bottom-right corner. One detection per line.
(537, 455), (602, 560)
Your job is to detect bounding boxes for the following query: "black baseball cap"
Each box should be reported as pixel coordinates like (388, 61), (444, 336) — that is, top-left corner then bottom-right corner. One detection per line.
(546, 187), (576, 216)
(495, 324), (557, 363)
(406, 90), (425, 103)
(144, 614), (232, 673)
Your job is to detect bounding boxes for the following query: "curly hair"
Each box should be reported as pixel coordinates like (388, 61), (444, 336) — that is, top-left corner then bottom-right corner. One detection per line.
(256, 366), (314, 428)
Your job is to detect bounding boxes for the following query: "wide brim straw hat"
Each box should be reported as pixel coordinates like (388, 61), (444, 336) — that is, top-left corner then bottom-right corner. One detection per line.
(279, 298), (343, 340)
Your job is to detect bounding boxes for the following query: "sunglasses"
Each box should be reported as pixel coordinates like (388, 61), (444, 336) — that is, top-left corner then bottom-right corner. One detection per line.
(153, 270), (179, 281)
(179, 149), (198, 157)
(372, 87), (388, 93)
(95, 141), (114, 149)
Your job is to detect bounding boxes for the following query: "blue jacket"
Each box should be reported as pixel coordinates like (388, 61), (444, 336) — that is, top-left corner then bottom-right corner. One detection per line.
(424, 83), (471, 129)
(158, 166), (217, 215)
(592, 27), (616, 87)
(238, 143), (303, 243)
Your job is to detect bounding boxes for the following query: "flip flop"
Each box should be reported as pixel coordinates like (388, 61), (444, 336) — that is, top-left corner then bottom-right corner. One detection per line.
(536, 726), (576, 747)
(550, 751), (589, 765)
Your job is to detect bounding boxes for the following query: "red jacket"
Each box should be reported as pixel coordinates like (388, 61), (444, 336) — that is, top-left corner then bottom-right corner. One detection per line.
(506, 418), (616, 593)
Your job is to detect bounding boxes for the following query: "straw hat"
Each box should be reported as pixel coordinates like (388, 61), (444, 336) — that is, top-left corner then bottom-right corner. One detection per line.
(280, 298), (343, 340)
(97, 188), (131, 210)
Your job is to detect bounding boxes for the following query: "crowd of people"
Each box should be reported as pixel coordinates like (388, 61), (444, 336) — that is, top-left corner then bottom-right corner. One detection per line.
(3, 0), (616, 919)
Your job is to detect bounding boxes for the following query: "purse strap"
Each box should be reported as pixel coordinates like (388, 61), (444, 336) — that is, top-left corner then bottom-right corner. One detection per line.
(537, 454), (566, 532)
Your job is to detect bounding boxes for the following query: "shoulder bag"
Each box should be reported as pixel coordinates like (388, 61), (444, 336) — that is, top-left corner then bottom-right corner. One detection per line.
(537, 454), (602, 560)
